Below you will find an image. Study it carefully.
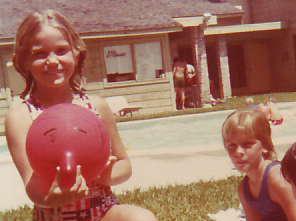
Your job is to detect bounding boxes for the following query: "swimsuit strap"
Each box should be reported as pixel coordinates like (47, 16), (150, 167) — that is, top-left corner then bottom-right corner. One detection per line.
(23, 93), (98, 120)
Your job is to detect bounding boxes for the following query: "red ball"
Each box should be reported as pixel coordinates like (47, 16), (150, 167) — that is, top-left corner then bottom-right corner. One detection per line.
(26, 103), (110, 191)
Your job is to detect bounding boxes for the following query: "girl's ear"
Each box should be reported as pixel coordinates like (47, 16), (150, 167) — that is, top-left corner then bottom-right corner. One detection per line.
(262, 148), (270, 159)
(73, 49), (79, 60)
(74, 49), (82, 68)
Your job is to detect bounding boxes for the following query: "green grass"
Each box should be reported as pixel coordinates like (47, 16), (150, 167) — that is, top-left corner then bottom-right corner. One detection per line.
(0, 176), (241, 221)
(117, 92), (296, 122)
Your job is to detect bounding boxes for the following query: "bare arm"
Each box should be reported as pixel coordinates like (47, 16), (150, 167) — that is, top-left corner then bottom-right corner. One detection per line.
(5, 102), (87, 206)
(4, 103), (45, 203)
(269, 165), (296, 221)
(238, 182), (261, 221)
(94, 96), (132, 186)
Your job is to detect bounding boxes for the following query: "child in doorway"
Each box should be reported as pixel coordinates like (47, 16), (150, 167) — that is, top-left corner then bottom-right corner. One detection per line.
(222, 109), (296, 221)
(5, 9), (157, 221)
(172, 58), (187, 110)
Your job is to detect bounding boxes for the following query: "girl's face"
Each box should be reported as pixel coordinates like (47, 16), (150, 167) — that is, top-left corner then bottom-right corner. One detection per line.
(224, 129), (264, 173)
(28, 25), (76, 89)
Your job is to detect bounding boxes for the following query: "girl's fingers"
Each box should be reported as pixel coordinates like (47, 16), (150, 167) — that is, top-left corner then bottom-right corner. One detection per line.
(70, 179), (82, 192)
(76, 165), (81, 177)
(109, 155), (118, 161)
(106, 155), (118, 166)
(70, 166), (82, 192)
(79, 175), (89, 195)
(56, 166), (61, 175)
(55, 166), (63, 187)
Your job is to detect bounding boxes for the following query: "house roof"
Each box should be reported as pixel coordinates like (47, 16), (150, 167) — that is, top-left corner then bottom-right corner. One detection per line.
(0, 0), (242, 39)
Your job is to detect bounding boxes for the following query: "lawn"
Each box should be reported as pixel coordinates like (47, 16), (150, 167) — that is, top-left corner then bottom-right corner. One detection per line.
(0, 176), (241, 221)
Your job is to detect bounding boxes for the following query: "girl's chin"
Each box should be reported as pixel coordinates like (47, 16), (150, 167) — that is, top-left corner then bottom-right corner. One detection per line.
(54, 76), (65, 85)
(234, 163), (249, 173)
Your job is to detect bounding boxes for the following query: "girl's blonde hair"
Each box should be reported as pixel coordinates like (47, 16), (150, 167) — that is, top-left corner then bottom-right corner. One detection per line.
(13, 9), (87, 98)
(222, 109), (277, 160)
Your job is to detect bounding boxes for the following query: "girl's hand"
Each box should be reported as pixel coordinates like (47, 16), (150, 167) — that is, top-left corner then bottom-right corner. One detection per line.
(96, 155), (118, 185)
(106, 155), (118, 168)
(44, 165), (88, 206)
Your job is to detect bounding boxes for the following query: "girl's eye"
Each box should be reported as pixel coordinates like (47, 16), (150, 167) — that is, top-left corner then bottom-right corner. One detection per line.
(55, 47), (69, 56)
(32, 51), (48, 59)
(242, 142), (256, 149)
(226, 144), (237, 152)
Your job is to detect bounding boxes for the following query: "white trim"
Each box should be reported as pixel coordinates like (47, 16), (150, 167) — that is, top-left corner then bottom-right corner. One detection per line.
(80, 28), (182, 40)
(205, 21), (285, 35)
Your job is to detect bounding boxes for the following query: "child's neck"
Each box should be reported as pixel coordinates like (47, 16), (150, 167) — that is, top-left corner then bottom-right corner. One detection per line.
(31, 86), (74, 108)
(247, 159), (270, 182)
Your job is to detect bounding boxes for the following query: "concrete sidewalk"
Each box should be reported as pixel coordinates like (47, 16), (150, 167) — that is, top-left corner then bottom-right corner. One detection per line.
(0, 102), (295, 211)
(0, 148), (240, 211)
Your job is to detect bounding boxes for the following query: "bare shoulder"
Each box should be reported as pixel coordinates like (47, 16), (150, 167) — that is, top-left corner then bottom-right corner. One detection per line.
(5, 100), (32, 135)
(5, 100), (30, 122)
(268, 163), (293, 201)
(88, 95), (113, 117)
(268, 163), (286, 188)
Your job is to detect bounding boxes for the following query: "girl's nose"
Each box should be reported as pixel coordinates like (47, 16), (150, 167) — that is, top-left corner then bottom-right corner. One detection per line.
(46, 53), (59, 66)
(233, 145), (245, 157)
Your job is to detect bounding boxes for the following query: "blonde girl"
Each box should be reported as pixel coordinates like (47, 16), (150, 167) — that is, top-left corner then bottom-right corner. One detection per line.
(222, 109), (296, 221)
(5, 9), (157, 221)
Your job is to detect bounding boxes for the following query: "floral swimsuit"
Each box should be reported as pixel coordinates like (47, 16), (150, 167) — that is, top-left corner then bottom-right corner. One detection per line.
(24, 94), (119, 221)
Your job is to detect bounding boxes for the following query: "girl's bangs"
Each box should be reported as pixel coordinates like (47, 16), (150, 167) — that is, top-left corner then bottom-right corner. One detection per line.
(223, 112), (256, 140)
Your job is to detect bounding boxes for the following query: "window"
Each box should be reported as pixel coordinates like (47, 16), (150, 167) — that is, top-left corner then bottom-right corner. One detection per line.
(104, 45), (133, 74)
(134, 41), (163, 81)
(103, 41), (163, 82)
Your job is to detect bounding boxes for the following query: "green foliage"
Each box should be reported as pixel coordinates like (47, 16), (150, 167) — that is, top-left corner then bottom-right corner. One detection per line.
(0, 205), (32, 221)
(0, 176), (241, 221)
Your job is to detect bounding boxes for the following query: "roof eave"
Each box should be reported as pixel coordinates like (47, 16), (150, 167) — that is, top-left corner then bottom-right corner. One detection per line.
(204, 21), (286, 36)
(0, 26), (183, 46)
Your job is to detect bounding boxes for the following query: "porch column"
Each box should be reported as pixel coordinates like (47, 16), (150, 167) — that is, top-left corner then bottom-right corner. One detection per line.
(190, 26), (211, 106)
(217, 38), (232, 99)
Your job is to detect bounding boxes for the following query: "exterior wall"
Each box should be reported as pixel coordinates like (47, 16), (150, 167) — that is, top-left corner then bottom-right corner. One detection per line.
(85, 78), (174, 114)
(217, 16), (243, 26)
(246, 1), (296, 92)
(244, 40), (272, 94)
(0, 46), (25, 96)
(84, 41), (103, 83)
(228, 34), (296, 95)
(268, 32), (296, 91)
